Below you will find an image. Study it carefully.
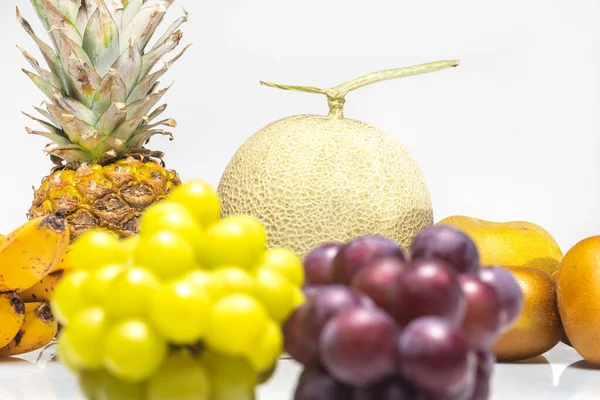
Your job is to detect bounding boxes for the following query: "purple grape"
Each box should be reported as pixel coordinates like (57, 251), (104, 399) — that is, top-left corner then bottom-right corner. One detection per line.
(331, 235), (405, 285)
(397, 317), (476, 399)
(469, 350), (495, 400)
(477, 266), (524, 329)
(476, 350), (495, 377)
(458, 275), (504, 349)
(388, 259), (466, 328)
(351, 256), (411, 311)
(410, 225), (480, 274)
(283, 285), (374, 367)
(353, 378), (426, 400)
(320, 307), (400, 387)
(447, 370), (477, 400)
(283, 305), (314, 366)
(302, 285), (322, 299)
(469, 373), (490, 400)
(294, 366), (353, 400)
(303, 243), (344, 286)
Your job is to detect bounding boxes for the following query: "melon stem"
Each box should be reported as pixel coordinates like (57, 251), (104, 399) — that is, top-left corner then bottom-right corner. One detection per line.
(260, 59), (460, 119)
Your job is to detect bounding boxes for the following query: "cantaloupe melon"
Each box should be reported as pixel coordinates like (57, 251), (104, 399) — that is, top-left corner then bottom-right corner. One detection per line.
(217, 60), (459, 258)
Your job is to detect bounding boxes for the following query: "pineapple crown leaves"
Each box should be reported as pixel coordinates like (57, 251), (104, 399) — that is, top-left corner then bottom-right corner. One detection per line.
(17, 0), (190, 167)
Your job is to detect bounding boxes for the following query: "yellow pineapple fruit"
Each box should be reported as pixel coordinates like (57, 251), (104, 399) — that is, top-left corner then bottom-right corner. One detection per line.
(19, 0), (189, 240)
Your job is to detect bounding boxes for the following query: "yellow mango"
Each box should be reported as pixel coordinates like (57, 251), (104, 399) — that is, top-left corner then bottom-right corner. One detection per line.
(437, 216), (563, 275)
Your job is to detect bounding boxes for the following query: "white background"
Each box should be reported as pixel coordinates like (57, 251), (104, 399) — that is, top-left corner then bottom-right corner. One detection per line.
(1, 0), (598, 254)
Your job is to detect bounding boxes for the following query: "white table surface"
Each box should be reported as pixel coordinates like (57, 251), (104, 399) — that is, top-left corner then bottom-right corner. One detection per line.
(0, 342), (597, 400)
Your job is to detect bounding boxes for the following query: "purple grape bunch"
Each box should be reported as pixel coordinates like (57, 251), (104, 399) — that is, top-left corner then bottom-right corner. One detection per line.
(284, 226), (525, 400)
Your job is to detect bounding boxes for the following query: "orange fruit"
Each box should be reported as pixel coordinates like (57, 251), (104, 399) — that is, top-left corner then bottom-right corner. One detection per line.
(556, 235), (600, 364)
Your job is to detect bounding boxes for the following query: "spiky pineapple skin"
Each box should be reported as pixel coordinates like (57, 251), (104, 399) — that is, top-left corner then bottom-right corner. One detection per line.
(28, 158), (180, 241)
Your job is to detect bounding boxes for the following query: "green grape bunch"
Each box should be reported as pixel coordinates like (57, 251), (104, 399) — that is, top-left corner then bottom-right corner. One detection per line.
(51, 180), (307, 399)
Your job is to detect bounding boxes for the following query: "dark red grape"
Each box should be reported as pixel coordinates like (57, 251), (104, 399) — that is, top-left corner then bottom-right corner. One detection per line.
(469, 373), (490, 400)
(351, 256), (411, 311)
(294, 366), (353, 400)
(283, 285), (374, 366)
(410, 225), (480, 274)
(469, 350), (495, 400)
(387, 259), (466, 328)
(353, 377), (427, 400)
(476, 349), (495, 377)
(302, 285), (322, 299)
(477, 266), (524, 329)
(320, 307), (400, 387)
(283, 305), (314, 366)
(331, 235), (405, 285)
(458, 275), (503, 349)
(397, 317), (476, 399)
(448, 370), (477, 400)
(303, 243), (344, 286)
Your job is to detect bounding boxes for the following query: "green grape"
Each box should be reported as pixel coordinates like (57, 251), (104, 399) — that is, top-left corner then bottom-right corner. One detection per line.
(138, 202), (204, 249)
(254, 267), (295, 324)
(246, 320), (283, 373)
(225, 214), (267, 251)
(103, 268), (161, 319)
(71, 230), (128, 271)
(61, 307), (110, 369)
(103, 318), (167, 383)
(147, 350), (211, 400)
(200, 350), (257, 400)
(168, 180), (221, 229)
(184, 270), (222, 301)
(202, 216), (267, 268)
(211, 267), (256, 299)
(96, 372), (145, 400)
(81, 265), (125, 306)
(120, 236), (140, 256)
(133, 230), (196, 280)
(77, 369), (105, 400)
(205, 294), (269, 356)
(57, 331), (84, 372)
(259, 248), (305, 287)
(51, 270), (90, 326)
(148, 280), (211, 345)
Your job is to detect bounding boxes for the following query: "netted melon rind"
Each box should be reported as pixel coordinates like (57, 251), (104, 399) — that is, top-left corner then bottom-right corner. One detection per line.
(217, 114), (433, 258)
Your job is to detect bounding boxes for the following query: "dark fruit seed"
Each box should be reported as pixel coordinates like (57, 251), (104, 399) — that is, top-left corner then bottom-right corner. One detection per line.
(410, 225), (480, 275)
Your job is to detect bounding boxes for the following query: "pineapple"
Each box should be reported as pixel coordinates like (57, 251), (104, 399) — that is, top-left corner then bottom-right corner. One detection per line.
(18, 0), (189, 240)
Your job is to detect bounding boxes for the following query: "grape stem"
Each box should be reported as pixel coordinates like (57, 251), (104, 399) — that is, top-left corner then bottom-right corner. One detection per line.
(260, 59), (460, 119)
